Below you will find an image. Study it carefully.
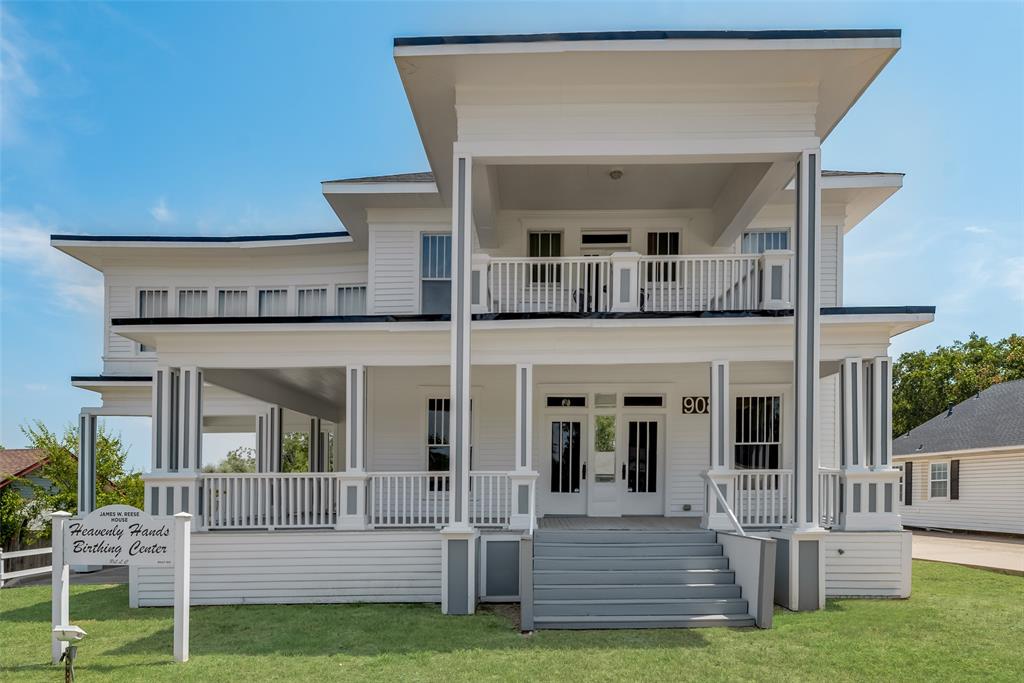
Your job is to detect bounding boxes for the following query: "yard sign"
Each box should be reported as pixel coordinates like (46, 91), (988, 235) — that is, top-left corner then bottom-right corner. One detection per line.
(51, 506), (192, 663)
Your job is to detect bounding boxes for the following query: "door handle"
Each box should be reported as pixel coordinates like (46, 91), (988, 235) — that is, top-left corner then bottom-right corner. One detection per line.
(621, 463), (626, 480)
(582, 463), (587, 479)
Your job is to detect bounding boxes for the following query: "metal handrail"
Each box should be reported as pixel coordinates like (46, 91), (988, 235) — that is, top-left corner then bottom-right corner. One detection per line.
(702, 471), (746, 537)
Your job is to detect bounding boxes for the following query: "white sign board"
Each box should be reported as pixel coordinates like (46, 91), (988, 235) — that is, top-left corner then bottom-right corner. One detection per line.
(66, 505), (175, 567)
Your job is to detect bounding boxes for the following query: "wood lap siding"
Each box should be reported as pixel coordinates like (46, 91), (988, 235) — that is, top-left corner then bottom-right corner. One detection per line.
(824, 532), (911, 598)
(669, 414), (709, 515)
(900, 453), (1024, 534)
(370, 225), (421, 314)
(819, 225), (841, 307)
(133, 531), (443, 606)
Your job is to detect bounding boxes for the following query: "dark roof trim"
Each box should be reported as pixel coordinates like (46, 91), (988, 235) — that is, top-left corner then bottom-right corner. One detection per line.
(71, 375), (152, 383)
(111, 306), (934, 327)
(51, 231), (349, 244)
(322, 172), (435, 184)
(395, 29), (902, 47)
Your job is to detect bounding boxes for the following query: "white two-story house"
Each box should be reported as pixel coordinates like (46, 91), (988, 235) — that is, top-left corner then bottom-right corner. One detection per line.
(54, 29), (932, 630)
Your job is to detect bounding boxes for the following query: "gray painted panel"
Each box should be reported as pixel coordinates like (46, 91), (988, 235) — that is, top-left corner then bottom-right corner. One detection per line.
(183, 370), (191, 470)
(520, 536), (534, 631)
(757, 539), (777, 628)
(619, 268), (631, 302)
(519, 367), (528, 468)
(518, 484), (529, 515)
(165, 486), (175, 516)
(347, 486), (358, 515)
(774, 537), (790, 607)
(797, 539), (819, 612)
(770, 264), (783, 300)
(447, 538), (470, 614)
(881, 359), (891, 466)
(851, 368), (860, 466)
(884, 483), (893, 513)
(717, 364), (725, 467)
(853, 483), (862, 513)
(868, 483), (877, 513)
(181, 486), (189, 514)
(150, 487), (160, 515)
(155, 371), (163, 470)
(485, 540), (520, 597)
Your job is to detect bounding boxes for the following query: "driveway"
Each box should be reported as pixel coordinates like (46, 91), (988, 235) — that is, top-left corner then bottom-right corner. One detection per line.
(911, 530), (1024, 575)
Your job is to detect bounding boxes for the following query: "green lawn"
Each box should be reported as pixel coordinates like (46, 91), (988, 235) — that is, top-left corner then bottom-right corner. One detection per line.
(2, 561), (1021, 682)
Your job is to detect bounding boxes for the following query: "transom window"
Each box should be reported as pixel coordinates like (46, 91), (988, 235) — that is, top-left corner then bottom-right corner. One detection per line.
(421, 233), (452, 314)
(258, 289), (288, 316)
(336, 285), (367, 315)
(177, 289), (208, 317)
(741, 230), (789, 254)
(734, 396), (782, 469)
(297, 287), (328, 316)
(137, 289), (168, 352)
(929, 462), (949, 499)
(217, 289), (248, 316)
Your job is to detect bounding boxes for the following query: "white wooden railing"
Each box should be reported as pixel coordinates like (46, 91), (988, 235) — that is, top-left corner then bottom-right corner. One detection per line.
(469, 471), (512, 527)
(202, 473), (341, 530)
(488, 257), (612, 313)
(0, 546), (52, 588)
(640, 255), (761, 312)
(733, 469), (794, 527)
(819, 468), (842, 528)
(369, 472), (450, 527)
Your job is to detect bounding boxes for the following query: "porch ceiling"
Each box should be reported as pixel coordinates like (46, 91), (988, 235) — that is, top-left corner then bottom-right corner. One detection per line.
(203, 367), (345, 422)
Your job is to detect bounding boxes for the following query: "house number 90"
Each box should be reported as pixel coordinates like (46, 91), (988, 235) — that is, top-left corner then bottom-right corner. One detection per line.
(682, 396), (709, 414)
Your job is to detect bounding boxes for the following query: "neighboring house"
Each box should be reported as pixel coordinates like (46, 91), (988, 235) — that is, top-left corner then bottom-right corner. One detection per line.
(0, 448), (51, 501)
(52, 29), (931, 628)
(894, 380), (1024, 535)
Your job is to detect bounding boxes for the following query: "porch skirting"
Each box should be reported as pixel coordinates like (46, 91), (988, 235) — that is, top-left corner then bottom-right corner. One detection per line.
(131, 530), (442, 607)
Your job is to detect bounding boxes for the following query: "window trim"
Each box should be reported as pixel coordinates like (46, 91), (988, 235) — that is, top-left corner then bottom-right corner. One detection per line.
(335, 283), (368, 316)
(296, 285), (330, 316)
(176, 287), (210, 317)
(739, 228), (790, 255)
(928, 460), (950, 500)
(257, 288), (289, 317)
(729, 384), (791, 471)
(216, 287), (251, 317)
(419, 231), (453, 314)
(136, 287), (169, 354)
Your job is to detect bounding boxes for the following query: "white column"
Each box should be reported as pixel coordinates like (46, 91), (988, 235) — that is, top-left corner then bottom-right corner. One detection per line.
(173, 512), (191, 663)
(609, 251), (642, 312)
(308, 417), (323, 472)
(77, 411), (98, 515)
(442, 152), (477, 616)
(337, 365), (367, 530)
(151, 366), (174, 474)
(145, 366), (178, 516)
(268, 405), (283, 472)
(509, 363), (538, 530)
(177, 367), (203, 472)
(50, 511), (71, 664)
(704, 360), (734, 530)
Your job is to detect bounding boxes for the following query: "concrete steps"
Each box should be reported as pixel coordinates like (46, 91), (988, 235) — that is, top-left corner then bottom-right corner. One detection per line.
(531, 528), (753, 630)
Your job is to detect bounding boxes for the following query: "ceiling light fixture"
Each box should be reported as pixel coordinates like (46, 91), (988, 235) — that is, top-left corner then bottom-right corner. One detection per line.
(609, 168), (624, 180)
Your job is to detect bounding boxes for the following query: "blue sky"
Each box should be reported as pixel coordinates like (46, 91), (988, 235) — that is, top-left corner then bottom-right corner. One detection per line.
(2, 1), (1021, 472)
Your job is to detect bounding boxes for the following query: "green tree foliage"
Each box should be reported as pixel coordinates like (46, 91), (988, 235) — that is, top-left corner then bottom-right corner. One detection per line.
(202, 447), (256, 473)
(281, 432), (309, 472)
(893, 333), (1024, 436)
(1, 486), (31, 549)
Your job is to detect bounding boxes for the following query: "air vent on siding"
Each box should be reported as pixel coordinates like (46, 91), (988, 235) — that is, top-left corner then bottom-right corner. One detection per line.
(594, 393), (617, 408)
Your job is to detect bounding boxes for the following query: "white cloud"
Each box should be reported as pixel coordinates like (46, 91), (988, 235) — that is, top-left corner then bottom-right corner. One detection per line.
(964, 225), (993, 235)
(150, 197), (174, 223)
(0, 211), (103, 312)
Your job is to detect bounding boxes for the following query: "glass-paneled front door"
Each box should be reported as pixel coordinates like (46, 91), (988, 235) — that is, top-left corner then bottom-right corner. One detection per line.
(621, 417), (664, 515)
(542, 418), (587, 515)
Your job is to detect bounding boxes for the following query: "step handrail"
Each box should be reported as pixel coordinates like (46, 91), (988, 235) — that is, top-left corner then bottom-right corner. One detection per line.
(701, 471), (746, 537)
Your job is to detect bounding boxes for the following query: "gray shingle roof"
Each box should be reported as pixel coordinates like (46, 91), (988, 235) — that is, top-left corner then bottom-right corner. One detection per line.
(893, 379), (1024, 456)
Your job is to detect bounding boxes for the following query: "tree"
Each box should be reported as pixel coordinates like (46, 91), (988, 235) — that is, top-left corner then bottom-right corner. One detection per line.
(893, 333), (1024, 436)
(202, 447), (256, 473)
(281, 432), (308, 472)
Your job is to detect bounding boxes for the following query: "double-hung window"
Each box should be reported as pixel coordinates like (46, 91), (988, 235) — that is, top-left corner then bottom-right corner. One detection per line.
(420, 233), (451, 314)
(258, 288), (288, 316)
(741, 230), (789, 254)
(177, 289), (208, 317)
(646, 231), (680, 282)
(137, 289), (168, 352)
(528, 231), (561, 283)
(297, 287), (328, 316)
(733, 395), (782, 469)
(217, 289), (248, 316)
(929, 462), (949, 499)
(336, 285), (367, 315)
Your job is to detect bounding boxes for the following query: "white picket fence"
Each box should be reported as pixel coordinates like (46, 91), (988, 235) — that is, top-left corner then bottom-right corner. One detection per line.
(0, 546), (52, 588)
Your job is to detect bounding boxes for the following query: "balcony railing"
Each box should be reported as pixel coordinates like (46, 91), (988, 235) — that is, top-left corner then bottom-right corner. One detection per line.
(475, 251), (792, 314)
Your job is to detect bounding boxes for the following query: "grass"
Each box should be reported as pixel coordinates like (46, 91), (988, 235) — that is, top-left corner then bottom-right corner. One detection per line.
(1, 561), (1021, 682)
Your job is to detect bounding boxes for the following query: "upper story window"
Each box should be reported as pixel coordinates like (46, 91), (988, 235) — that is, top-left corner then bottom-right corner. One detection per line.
(218, 289), (248, 317)
(336, 285), (367, 315)
(137, 289), (168, 352)
(297, 287), (328, 316)
(734, 395), (781, 469)
(421, 233), (451, 315)
(258, 289), (288, 316)
(177, 289), (208, 317)
(529, 231), (562, 283)
(929, 462), (949, 499)
(741, 230), (789, 254)
(646, 231), (681, 281)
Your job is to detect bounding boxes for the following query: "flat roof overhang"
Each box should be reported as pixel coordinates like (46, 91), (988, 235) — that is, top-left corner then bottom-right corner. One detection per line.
(392, 30), (901, 201)
(50, 231), (354, 271)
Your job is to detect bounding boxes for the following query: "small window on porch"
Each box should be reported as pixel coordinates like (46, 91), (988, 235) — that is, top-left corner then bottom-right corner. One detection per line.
(177, 289), (208, 317)
(427, 398), (450, 474)
(297, 287), (328, 316)
(421, 233), (452, 314)
(137, 289), (168, 352)
(734, 396), (781, 469)
(741, 230), (789, 254)
(528, 231), (562, 283)
(217, 289), (248, 316)
(646, 231), (680, 282)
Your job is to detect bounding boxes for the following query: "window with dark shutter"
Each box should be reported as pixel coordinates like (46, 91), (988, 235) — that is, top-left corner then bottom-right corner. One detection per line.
(950, 459), (960, 500)
(904, 462), (913, 506)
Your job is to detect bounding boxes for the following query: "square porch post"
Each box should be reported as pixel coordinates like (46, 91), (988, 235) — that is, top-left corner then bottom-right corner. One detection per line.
(144, 365), (204, 522)
(703, 360), (735, 531)
(442, 152), (478, 615)
(509, 363), (538, 531)
(777, 148), (827, 612)
(77, 411), (98, 516)
(337, 365), (368, 530)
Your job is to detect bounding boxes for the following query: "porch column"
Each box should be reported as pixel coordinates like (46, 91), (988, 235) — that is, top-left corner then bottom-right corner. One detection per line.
(172, 366), (203, 517)
(777, 149), (826, 613)
(442, 152), (477, 615)
(703, 360), (734, 530)
(77, 411), (98, 515)
(266, 405), (283, 472)
(840, 357), (900, 531)
(308, 417), (323, 472)
(145, 366), (178, 516)
(337, 365), (367, 530)
(509, 363), (538, 530)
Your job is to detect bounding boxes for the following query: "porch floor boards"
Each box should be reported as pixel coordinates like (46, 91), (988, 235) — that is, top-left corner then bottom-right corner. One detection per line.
(537, 516), (703, 531)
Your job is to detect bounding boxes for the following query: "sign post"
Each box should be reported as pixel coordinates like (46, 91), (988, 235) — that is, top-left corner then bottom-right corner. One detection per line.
(52, 505), (190, 664)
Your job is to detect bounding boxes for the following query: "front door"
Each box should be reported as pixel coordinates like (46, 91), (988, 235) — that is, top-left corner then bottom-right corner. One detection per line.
(542, 418), (587, 515)
(621, 417), (664, 515)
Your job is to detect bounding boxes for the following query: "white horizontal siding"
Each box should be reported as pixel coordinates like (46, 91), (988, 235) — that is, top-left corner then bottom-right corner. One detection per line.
(133, 530), (442, 606)
(818, 375), (840, 469)
(820, 225), (840, 307)
(669, 414), (709, 515)
(824, 531), (911, 598)
(369, 225), (421, 314)
(106, 283), (135, 356)
(900, 453), (1024, 534)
